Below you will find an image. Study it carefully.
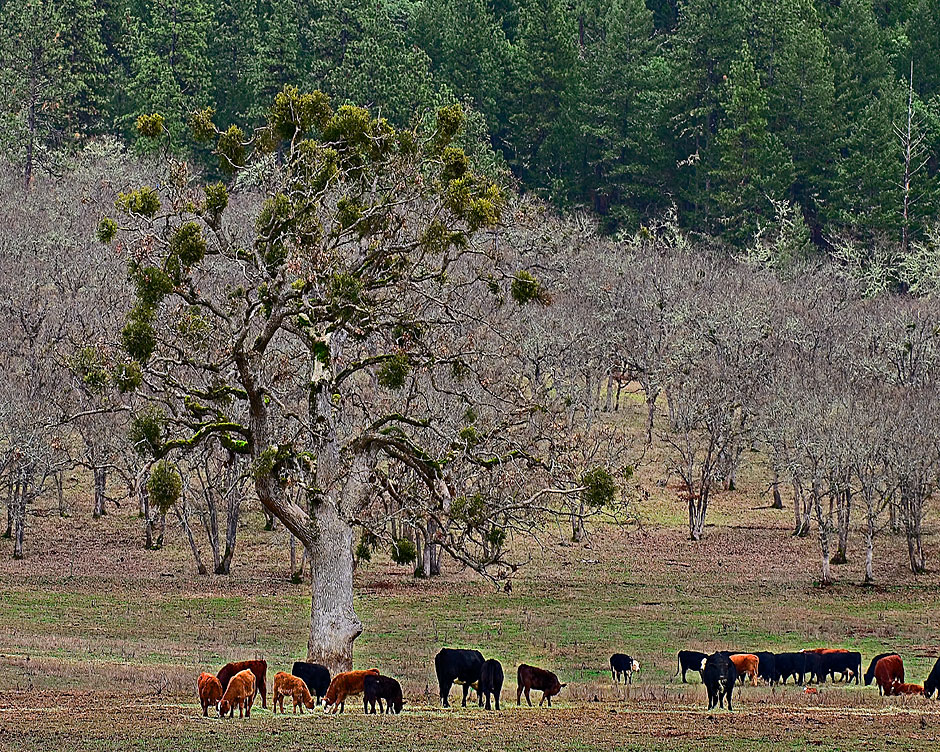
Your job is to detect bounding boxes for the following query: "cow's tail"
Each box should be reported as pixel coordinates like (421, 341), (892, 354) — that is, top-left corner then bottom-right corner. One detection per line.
(674, 654), (681, 677)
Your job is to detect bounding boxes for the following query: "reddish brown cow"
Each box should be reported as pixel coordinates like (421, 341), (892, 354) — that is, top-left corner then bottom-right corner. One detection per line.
(517, 664), (566, 707)
(874, 655), (905, 696)
(729, 654), (760, 687)
(197, 672), (223, 717)
(323, 669), (381, 714)
(272, 671), (317, 714)
(218, 659), (267, 709)
(219, 669), (256, 718)
(891, 682), (924, 696)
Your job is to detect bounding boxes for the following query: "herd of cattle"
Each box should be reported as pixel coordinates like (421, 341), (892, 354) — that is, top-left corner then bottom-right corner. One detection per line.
(677, 648), (940, 710)
(195, 647), (940, 717)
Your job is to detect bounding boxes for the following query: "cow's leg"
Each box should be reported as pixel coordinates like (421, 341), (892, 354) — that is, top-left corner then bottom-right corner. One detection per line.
(494, 691), (500, 711)
(517, 684), (523, 705)
(462, 683), (470, 707)
(628, 671), (632, 685)
(440, 678), (452, 707)
(546, 693), (552, 707)
(260, 677), (267, 709)
(525, 686), (532, 706)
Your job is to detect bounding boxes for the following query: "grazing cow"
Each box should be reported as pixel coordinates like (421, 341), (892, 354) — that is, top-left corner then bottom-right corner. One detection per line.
(801, 651), (826, 684)
(435, 648), (485, 708)
(219, 669), (256, 718)
(891, 682), (924, 696)
(874, 655), (905, 696)
(675, 650), (708, 683)
(291, 662), (331, 705)
(702, 653), (738, 711)
(478, 659), (504, 711)
(924, 657), (940, 699)
(323, 669), (380, 714)
(610, 654), (640, 685)
(775, 652), (807, 685)
(820, 651), (861, 684)
(197, 672), (223, 717)
(754, 652), (778, 685)
(517, 664), (566, 707)
(272, 671), (316, 714)
(865, 653), (899, 687)
(729, 654), (759, 687)
(218, 659), (267, 709)
(363, 674), (404, 715)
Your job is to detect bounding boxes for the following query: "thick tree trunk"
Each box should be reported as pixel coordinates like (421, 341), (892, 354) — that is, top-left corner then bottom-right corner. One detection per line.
(770, 472), (783, 510)
(306, 498), (362, 675)
(688, 489), (708, 541)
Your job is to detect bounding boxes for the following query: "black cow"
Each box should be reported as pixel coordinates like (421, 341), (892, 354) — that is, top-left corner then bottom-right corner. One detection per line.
(702, 653), (738, 711)
(802, 651), (826, 683)
(864, 653), (899, 687)
(478, 658), (504, 711)
(610, 653), (640, 685)
(291, 661), (330, 705)
(924, 657), (940, 699)
(775, 652), (807, 684)
(675, 650), (708, 683)
(820, 651), (861, 684)
(435, 648), (485, 707)
(363, 674), (404, 714)
(753, 652), (778, 685)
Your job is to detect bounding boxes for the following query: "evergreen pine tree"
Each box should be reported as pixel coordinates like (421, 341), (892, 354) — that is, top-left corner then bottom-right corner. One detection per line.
(711, 42), (793, 243)
(209, 0), (260, 125)
(909, 0), (940, 98)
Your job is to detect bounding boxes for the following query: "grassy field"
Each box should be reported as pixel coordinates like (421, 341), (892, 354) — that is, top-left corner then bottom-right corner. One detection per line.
(2, 404), (940, 750)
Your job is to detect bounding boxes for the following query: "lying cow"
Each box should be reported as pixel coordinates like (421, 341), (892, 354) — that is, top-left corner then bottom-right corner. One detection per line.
(218, 659), (267, 709)
(874, 655), (905, 696)
(702, 653), (737, 711)
(517, 664), (566, 707)
(478, 658), (504, 711)
(219, 669), (256, 718)
(891, 682), (924, 696)
(197, 672), (223, 717)
(675, 650), (708, 683)
(291, 661), (330, 705)
(272, 671), (316, 714)
(729, 654), (759, 687)
(435, 648), (485, 708)
(610, 653), (640, 685)
(864, 653), (899, 687)
(323, 669), (381, 714)
(363, 674), (404, 714)
(924, 657), (940, 699)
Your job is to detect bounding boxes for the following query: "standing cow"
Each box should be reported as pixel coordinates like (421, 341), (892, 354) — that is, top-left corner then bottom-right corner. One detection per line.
(729, 654), (759, 687)
(675, 650), (708, 683)
(702, 653), (738, 711)
(435, 648), (485, 708)
(478, 658), (504, 711)
(610, 653), (640, 685)
(874, 655), (905, 696)
(517, 664), (566, 707)
(865, 653), (900, 687)
(291, 661), (330, 705)
(924, 657), (940, 699)
(217, 659), (268, 709)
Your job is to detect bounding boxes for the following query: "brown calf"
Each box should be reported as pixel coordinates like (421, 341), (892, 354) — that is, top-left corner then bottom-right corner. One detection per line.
(273, 671), (317, 714)
(219, 669), (256, 718)
(323, 669), (381, 714)
(891, 682), (924, 696)
(517, 664), (566, 707)
(218, 659), (267, 709)
(197, 672), (223, 717)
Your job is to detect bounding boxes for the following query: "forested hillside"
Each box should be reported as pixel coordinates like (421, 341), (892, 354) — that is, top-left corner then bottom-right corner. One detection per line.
(2, 0), (939, 282)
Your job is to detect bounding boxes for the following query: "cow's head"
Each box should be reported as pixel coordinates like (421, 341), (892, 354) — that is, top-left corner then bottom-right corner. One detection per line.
(218, 700), (230, 716)
(701, 658), (708, 671)
(390, 697), (404, 713)
(631, 660), (640, 672)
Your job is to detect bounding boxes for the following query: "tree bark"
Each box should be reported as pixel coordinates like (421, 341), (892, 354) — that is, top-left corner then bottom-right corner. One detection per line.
(811, 482), (832, 585)
(92, 466), (107, 518)
(176, 503), (208, 575)
(57, 471), (67, 517)
(688, 488), (708, 541)
(571, 499), (585, 542)
(3, 475), (13, 539)
(13, 469), (29, 560)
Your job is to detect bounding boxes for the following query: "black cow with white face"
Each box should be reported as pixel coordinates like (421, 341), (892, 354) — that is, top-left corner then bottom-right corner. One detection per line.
(924, 657), (940, 699)
(702, 652), (738, 711)
(675, 650), (708, 683)
(610, 653), (640, 685)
